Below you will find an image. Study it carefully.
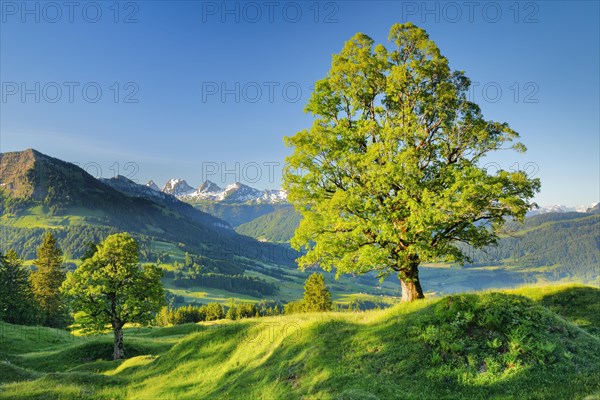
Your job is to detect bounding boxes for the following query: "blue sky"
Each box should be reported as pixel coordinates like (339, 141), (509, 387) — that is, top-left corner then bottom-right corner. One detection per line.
(1, 1), (598, 206)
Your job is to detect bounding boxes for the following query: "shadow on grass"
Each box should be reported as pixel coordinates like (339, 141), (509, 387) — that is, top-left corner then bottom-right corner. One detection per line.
(538, 286), (600, 336)
(3, 291), (600, 399)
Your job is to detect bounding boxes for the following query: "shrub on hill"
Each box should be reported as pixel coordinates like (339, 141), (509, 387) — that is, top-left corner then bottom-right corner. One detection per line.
(414, 293), (590, 384)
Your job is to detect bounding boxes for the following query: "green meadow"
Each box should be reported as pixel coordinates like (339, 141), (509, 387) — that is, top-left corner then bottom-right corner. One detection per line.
(1, 284), (598, 399)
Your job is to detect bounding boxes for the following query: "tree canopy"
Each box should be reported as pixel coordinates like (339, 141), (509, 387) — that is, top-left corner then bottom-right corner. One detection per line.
(62, 232), (165, 359)
(283, 23), (540, 301)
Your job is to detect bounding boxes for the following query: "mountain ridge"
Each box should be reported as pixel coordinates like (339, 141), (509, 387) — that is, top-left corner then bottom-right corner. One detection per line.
(148, 178), (287, 205)
(0, 149), (294, 271)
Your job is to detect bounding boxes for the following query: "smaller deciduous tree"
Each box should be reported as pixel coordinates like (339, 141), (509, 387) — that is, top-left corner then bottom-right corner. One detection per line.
(30, 232), (69, 328)
(303, 273), (333, 312)
(62, 233), (165, 360)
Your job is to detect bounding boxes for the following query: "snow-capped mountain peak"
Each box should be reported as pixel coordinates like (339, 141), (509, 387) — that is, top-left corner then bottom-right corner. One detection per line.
(575, 202), (599, 213)
(219, 182), (262, 202)
(157, 179), (287, 204)
(197, 180), (222, 194)
(162, 178), (195, 197)
(527, 202), (599, 217)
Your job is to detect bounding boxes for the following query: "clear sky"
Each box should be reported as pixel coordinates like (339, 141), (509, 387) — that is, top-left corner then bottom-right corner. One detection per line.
(1, 1), (598, 206)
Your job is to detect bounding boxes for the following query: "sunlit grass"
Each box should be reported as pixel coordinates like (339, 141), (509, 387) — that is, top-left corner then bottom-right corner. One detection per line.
(1, 284), (598, 399)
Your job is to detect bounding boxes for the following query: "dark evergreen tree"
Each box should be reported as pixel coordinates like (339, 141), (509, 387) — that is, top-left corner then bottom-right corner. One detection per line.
(30, 232), (70, 328)
(0, 250), (37, 325)
(303, 273), (332, 312)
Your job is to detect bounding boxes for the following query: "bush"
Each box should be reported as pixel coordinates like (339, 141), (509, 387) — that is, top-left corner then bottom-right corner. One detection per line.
(415, 293), (576, 383)
(283, 300), (306, 315)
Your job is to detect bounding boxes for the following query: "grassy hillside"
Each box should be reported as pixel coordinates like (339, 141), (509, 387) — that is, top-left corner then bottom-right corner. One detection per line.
(236, 206), (301, 243)
(233, 203), (600, 284)
(1, 285), (598, 399)
(0, 149), (296, 268)
(464, 212), (599, 282)
(190, 202), (289, 227)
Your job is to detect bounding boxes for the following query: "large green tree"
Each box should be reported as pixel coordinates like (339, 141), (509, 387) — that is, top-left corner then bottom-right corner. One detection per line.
(0, 250), (37, 325)
(62, 233), (165, 360)
(30, 232), (69, 327)
(283, 23), (540, 302)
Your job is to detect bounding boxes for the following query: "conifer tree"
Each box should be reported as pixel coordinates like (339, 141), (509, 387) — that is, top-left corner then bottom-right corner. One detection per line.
(302, 273), (332, 312)
(0, 250), (37, 325)
(30, 233), (69, 328)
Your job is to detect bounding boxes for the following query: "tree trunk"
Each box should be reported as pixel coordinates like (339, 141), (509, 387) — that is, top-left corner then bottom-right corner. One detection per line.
(113, 324), (125, 360)
(399, 265), (424, 302)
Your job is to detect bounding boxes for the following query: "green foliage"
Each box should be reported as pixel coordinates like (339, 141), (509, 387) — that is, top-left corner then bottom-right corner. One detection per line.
(81, 242), (98, 261)
(156, 299), (282, 326)
(62, 233), (165, 359)
(282, 273), (333, 314)
(30, 233), (70, 328)
(507, 284), (600, 337)
(157, 305), (207, 325)
(283, 300), (306, 315)
(283, 23), (540, 300)
(156, 303), (225, 325)
(0, 251), (38, 325)
(302, 273), (332, 312)
(203, 302), (225, 321)
(225, 301), (259, 320)
(415, 293), (572, 381)
(339, 298), (391, 312)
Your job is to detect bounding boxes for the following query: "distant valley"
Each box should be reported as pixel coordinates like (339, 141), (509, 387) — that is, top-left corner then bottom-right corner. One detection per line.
(1, 149), (598, 307)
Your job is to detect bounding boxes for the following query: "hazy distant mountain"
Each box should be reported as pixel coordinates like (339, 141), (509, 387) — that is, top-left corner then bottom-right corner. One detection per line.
(527, 203), (599, 217)
(466, 211), (600, 282)
(146, 180), (161, 192)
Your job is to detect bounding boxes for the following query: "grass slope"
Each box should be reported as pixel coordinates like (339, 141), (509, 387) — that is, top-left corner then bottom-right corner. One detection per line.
(1, 285), (599, 399)
(235, 207), (301, 243)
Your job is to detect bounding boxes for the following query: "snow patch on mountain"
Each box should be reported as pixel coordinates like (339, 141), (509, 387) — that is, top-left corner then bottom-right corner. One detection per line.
(197, 180), (222, 194)
(99, 175), (234, 231)
(162, 178), (195, 197)
(157, 179), (287, 204)
(527, 202), (599, 217)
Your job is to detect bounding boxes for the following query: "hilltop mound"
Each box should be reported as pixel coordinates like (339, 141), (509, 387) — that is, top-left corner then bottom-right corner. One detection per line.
(1, 286), (599, 399)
